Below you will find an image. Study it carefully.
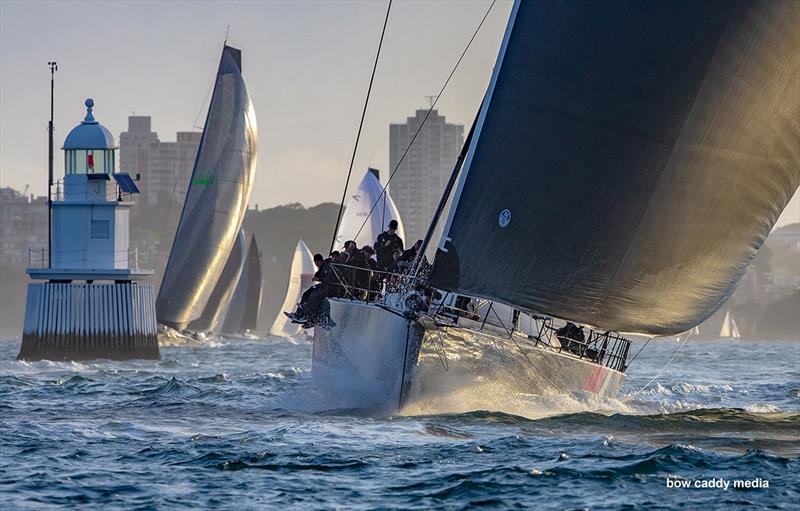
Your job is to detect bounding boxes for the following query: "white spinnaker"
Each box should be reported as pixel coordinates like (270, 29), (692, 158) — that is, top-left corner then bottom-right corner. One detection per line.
(271, 239), (316, 337)
(335, 169), (405, 250)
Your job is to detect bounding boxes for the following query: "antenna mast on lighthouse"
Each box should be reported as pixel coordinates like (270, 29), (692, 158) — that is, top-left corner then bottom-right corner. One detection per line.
(47, 61), (57, 268)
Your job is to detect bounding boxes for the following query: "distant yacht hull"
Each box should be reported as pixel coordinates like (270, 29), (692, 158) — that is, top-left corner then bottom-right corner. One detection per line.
(312, 299), (625, 412)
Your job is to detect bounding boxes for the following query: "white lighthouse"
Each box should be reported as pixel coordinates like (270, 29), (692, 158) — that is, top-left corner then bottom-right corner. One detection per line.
(18, 99), (159, 360)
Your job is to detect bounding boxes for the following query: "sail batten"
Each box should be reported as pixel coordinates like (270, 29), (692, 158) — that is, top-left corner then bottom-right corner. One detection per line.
(430, 0), (800, 336)
(156, 45), (258, 330)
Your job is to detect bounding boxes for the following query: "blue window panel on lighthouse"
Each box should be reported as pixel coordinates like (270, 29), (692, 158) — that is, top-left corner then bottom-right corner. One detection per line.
(91, 220), (110, 239)
(112, 173), (140, 194)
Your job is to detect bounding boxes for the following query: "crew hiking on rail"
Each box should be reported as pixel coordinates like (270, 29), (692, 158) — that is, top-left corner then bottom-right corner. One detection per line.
(285, 220), (426, 328)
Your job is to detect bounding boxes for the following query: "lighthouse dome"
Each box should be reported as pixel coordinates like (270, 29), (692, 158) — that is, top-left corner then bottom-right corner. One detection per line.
(62, 98), (116, 150)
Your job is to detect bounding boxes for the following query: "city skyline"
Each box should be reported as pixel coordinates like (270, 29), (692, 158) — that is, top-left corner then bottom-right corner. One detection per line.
(119, 116), (202, 206)
(0, 1), (510, 210)
(1, 0), (797, 227)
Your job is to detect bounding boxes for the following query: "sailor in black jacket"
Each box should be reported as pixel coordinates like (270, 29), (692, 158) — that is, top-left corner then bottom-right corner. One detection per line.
(374, 219), (404, 269)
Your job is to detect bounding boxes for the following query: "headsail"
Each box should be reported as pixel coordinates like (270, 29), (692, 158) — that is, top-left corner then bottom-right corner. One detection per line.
(222, 234), (263, 335)
(187, 228), (246, 333)
(271, 239), (315, 337)
(156, 45), (258, 329)
(335, 168), (405, 249)
(430, 0), (800, 336)
(240, 235), (263, 333)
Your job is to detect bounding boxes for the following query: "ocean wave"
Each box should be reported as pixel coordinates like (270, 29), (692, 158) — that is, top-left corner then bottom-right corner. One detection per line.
(527, 444), (794, 479)
(196, 373), (230, 383)
(538, 407), (800, 429)
(744, 403), (781, 413)
(174, 450), (368, 472)
(1, 338), (798, 510)
(138, 376), (201, 397)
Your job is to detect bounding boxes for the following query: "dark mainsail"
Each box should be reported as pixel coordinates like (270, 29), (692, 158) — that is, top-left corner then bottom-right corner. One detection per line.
(222, 235), (262, 335)
(240, 235), (263, 333)
(430, 0), (800, 336)
(156, 45), (258, 330)
(188, 229), (246, 333)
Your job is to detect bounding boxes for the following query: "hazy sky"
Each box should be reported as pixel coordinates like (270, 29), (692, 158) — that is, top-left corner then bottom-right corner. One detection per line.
(1, 0), (797, 227)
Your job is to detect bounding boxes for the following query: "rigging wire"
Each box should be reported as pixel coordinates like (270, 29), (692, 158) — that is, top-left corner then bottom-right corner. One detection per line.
(329, 0), (393, 254)
(626, 336), (653, 366)
(352, 0), (497, 244)
(627, 332), (693, 399)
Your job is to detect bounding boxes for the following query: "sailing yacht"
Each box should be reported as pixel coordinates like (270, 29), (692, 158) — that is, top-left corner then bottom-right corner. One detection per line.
(335, 168), (405, 249)
(311, 0), (800, 410)
(222, 235), (263, 336)
(271, 239), (316, 338)
(156, 45), (258, 332)
(187, 229), (246, 333)
(719, 311), (742, 339)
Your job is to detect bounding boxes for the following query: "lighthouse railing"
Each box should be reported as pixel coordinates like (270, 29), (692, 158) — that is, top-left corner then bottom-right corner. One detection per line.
(28, 246), (156, 271)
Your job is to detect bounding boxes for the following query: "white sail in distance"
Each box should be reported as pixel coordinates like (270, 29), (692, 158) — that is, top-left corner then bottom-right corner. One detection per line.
(271, 239), (316, 338)
(335, 168), (405, 250)
(719, 311), (741, 339)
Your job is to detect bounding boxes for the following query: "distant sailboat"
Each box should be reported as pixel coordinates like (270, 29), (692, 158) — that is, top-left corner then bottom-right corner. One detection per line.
(335, 168), (404, 249)
(156, 45), (258, 331)
(271, 240), (315, 338)
(222, 235), (263, 336)
(719, 311), (741, 339)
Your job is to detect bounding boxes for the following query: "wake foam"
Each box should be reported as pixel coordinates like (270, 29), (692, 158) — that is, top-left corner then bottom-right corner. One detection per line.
(158, 326), (225, 347)
(402, 371), (638, 419)
(401, 330), (637, 419)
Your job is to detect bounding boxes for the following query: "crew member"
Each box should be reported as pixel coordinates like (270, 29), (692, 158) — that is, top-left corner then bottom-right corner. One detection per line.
(285, 251), (340, 325)
(343, 240), (370, 296)
(374, 220), (403, 268)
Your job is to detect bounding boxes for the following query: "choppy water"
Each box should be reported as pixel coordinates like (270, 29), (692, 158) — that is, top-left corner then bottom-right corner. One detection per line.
(1, 336), (798, 509)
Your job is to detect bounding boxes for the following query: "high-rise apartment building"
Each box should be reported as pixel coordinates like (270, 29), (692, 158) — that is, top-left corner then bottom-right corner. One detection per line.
(119, 116), (202, 205)
(389, 109), (464, 242)
(0, 187), (47, 265)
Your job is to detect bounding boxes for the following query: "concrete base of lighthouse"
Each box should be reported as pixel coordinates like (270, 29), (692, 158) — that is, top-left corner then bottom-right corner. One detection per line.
(18, 278), (159, 361)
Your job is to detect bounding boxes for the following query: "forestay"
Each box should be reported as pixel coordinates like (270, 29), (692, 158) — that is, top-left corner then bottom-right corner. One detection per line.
(430, 0), (800, 336)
